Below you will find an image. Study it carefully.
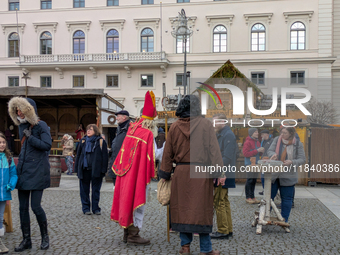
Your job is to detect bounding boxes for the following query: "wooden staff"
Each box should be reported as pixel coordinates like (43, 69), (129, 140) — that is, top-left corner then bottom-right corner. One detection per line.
(4, 201), (13, 232)
(164, 111), (170, 243)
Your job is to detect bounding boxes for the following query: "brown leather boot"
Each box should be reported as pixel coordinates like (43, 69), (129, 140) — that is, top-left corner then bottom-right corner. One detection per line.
(127, 226), (150, 245)
(199, 250), (220, 255)
(123, 228), (128, 243)
(179, 244), (190, 254)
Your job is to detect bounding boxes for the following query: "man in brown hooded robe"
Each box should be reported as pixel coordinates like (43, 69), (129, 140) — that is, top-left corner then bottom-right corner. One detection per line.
(159, 95), (225, 255)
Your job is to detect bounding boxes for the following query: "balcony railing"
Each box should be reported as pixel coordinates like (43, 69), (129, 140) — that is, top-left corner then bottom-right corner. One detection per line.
(20, 52), (166, 63)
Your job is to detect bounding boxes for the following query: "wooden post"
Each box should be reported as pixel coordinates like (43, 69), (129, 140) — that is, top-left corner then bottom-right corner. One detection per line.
(164, 109), (170, 243)
(3, 201), (13, 232)
(264, 172), (271, 221)
(96, 96), (102, 133)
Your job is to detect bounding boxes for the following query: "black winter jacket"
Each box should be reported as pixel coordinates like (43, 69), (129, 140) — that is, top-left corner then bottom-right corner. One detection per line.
(261, 137), (274, 158)
(8, 98), (52, 190)
(107, 119), (130, 178)
(75, 135), (108, 179)
(214, 125), (236, 189)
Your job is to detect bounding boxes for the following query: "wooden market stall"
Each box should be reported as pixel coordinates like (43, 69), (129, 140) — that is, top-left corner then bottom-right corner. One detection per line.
(0, 86), (124, 155)
(194, 60), (310, 184)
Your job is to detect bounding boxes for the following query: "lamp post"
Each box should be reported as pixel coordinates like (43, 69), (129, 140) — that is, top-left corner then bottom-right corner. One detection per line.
(171, 9), (193, 95)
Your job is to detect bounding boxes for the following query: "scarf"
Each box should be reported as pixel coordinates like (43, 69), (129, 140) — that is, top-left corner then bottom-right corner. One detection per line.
(83, 135), (97, 168)
(275, 135), (296, 162)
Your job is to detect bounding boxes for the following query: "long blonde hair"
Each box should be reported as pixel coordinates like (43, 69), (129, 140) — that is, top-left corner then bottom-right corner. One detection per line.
(0, 132), (12, 161)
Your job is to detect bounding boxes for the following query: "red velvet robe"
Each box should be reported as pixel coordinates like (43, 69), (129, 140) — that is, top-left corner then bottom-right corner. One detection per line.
(111, 119), (155, 228)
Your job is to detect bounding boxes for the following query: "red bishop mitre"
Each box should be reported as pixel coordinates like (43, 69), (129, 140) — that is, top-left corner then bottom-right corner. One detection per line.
(141, 91), (157, 120)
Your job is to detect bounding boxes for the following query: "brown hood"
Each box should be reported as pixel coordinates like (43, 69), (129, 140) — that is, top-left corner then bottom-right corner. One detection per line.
(8, 97), (39, 126)
(176, 116), (203, 139)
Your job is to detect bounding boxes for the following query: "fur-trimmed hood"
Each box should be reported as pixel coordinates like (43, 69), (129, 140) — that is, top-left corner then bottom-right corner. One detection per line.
(8, 97), (39, 126)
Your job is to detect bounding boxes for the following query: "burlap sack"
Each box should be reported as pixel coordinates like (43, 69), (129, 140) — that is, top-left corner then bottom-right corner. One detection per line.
(157, 179), (171, 206)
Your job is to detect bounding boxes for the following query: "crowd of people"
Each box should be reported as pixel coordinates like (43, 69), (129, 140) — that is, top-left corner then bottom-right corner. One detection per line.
(0, 93), (306, 254)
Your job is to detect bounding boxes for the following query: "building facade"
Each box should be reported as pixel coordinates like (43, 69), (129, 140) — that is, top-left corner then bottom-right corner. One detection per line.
(0, 0), (338, 122)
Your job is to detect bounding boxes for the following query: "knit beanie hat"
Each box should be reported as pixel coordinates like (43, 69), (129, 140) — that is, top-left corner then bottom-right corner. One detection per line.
(248, 128), (258, 137)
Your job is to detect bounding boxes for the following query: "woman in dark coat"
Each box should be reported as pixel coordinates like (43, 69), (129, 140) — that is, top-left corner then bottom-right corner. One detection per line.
(75, 124), (108, 215)
(159, 95), (225, 255)
(8, 97), (52, 252)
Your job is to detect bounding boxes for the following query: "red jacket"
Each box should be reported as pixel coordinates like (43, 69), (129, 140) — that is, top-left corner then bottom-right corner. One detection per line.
(243, 136), (261, 158)
(75, 129), (85, 140)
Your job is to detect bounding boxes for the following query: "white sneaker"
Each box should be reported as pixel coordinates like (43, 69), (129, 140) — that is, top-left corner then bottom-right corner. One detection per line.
(0, 228), (4, 237)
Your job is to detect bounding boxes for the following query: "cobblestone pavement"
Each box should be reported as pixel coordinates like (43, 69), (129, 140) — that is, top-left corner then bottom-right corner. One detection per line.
(2, 182), (340, 255)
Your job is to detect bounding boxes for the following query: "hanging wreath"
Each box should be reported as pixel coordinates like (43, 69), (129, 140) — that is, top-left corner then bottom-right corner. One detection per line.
(107, 115), (116, 125)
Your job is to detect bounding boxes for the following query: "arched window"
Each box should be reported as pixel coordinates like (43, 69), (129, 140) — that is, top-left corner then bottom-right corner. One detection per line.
(73, 30), (85, 54)
(290, 22), (305, 50)
(251, 23), (265, 51)
(107, 29), (119, 53)
(141, 28), (154, 52)
(40, 31), (52, 54)
(176, 36), (190, 53)
(213, 25), (227, 52)
(8, 32), (19, 57)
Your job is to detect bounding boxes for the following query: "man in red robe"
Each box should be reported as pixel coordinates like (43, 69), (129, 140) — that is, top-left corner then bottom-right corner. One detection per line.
(111, 91), (157, 245)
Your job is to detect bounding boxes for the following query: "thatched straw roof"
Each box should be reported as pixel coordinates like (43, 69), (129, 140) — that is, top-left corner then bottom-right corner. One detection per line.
(194, 60), (263, 96)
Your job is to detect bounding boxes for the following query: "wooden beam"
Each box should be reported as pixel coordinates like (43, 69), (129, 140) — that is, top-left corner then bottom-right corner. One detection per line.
(81, 98), (94, 105)
(56, 99), (78, 108)
(35, 99), (57, 108)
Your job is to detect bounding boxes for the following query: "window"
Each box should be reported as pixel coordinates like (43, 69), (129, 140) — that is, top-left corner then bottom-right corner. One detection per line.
(107, 29), (119, 53)
(106, 75), (119, 87)
(176, 36), (190, 53)
(40, 76), (51, 87)
(176, 73), (190, 87)
(41, 0), (51, 9)
(73, 30), (85, 54)
(290, 71), (305, 85)
(251, 72), (265, 86)
(251, 23), (265, 51)
(213, 25), (227, 52)
(141, 28), (154, 52)
(107, 0), (118, 6)
(9, 0), (19, 11)
(8, 32), (19, 57)
(73, 75), (84, 87)
(73, 0), (84, 8)
(141, 75), (153, 87)
(8, 76), (19, 87)
(40, 31), (52, 54)
(291, 22), (305, 50)
(177, 0), (190, 2)
(141, 0), (153, 4)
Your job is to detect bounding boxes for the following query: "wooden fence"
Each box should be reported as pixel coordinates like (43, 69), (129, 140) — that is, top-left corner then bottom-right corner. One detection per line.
(310, 128), (340, 184)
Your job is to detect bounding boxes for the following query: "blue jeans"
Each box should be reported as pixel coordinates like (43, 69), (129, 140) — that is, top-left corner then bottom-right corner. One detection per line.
(66, 156), (74, 173)
(261, 173), (264, 189)
(180, 232), (212, 253)
(271, 179), (295, 222)
(0, 201), (6, 229)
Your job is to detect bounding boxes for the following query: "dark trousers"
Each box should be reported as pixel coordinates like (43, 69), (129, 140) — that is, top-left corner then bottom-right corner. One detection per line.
(79, 169), (103, 213)
(245, 178), (257, 199)
(18, 190), (47, 225)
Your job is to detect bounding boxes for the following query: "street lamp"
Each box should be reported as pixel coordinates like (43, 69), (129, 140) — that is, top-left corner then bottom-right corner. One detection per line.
(171, 9), (193, 95)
